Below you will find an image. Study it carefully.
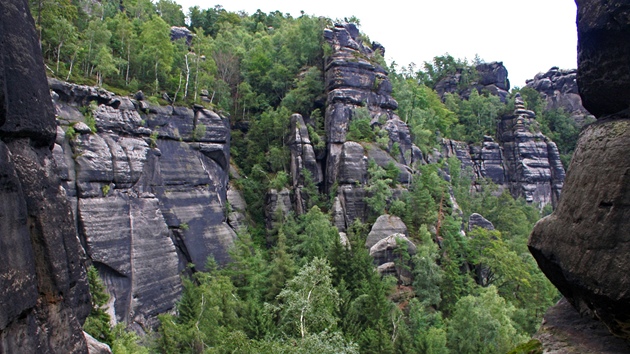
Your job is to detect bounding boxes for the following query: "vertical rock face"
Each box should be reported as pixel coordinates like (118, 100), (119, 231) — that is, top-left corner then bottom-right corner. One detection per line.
(529, 0), (630, 340)
(576, 0), (630, 117)
(441, 97), (565, 210)
(498, 95), (564, 207)
(0, 0), (90, 351)
(50, 79), (235, 328)
(322, 23), (422, 228)
(526, 67), (594, 125)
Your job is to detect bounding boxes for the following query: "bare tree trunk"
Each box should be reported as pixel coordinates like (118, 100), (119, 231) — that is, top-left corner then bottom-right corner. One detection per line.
(154, 60), (159, 93)
(56, 42), (63, 73)
(173, 72), (182, 104)
(184, 53), (190, 99)
(125, 46), (130, 86)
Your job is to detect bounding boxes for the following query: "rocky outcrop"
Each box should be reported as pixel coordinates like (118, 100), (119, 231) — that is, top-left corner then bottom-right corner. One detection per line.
(366, 215), (415, 284)
(322, 23), (422, 228)
(287, 113), (322, 214)
(529, 0), (630, 341)
(468, 213), (494, 231)
(534, 298), (630, 353)
(441, 98), (565, 210)
(530, 119), (630, 339)
(526, 66), (595, 126)
(498, 95), (565, 207)
(50, 79), (235, 329)
(526, 67), (594, 125)
(0, 0), (90, 351)
(575, 0), (630, 117)
(435, 61), (510, 102)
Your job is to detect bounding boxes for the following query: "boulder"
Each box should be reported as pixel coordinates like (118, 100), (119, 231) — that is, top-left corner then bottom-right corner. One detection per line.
(529, 118), (630, 339)
(366, 214), (408, 249)
(468, 213), (495, 231)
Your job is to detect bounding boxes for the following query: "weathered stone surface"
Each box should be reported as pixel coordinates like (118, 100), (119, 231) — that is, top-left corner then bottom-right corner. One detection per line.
(526, 67), (594, 125)
(49, 78), (234, 328)
(498, 95), (564, 207)
(84, 332), (112, 354)
(0, 1), (57, 146)
(576, 0), (630, 117)
(339, 142), (367, 184)
(337, 185), (367, 229)
(472, 136), (506, 184)
(468, 213), (495, 231)
(227, 186), (247, 233)
(435, 61), (510, 102)
(366, 214), (408, 249)
(534, 298), (630, 353)
(366, 143), (412, 184)
(529, 118), (630, 339)
(0, 1), (90, 350)
(369, 233), (417, 264)
(265, 188), (292, 232)
(288, 114), (322, 214)
(79, 195), (181, 328)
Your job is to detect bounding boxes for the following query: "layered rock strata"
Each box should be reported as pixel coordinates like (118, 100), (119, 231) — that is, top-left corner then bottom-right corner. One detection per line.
(50, 79), (236, 329)
(526, 67), (594, 125)
(435, 61), (510, 102)
(498, 95), (565, 206)
(530, 0), (630, 340)
(0, 0), (90, 351)
(323, 23), (423, 229)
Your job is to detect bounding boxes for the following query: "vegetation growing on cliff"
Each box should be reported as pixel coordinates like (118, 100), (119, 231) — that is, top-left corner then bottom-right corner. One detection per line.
(33, 1), (571, 353)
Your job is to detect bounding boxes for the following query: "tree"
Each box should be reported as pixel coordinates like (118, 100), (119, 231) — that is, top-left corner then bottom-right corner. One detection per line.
(412, 226), (443, 307)
(140, 15), (174, 93)
(156, 0), (185, 26)
(364, 160), (393, 217)
(276, 258), (340, 338)
(447, 286), (525, 354)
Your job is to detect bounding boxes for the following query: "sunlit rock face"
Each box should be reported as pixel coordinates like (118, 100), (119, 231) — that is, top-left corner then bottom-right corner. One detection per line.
(530, 0), (630, 340)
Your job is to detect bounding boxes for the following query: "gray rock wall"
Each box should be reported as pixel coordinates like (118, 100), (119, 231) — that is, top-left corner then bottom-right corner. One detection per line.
(526, 67), (594, 125)
(50, 79), (236, 329)
(529, 0), (630, 341)
(0, 0), (90, 351)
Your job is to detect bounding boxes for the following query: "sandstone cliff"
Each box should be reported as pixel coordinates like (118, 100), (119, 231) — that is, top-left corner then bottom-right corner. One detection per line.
(526, 67), (594, 125)
(529, 0), (630, 343)
(0, 0), (90, 351)
(49, 78), (239, 329)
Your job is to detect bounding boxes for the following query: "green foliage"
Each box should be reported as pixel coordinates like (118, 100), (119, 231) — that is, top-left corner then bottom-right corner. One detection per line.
(346, 107), (375, 142)
(447, 286), (526, 354)
(276, 258), (340, 338)
(192, 123), (206, 141)
(83, 266), (113, 345)
(364, 160), (393, 217)
(101, 184), (110, 196)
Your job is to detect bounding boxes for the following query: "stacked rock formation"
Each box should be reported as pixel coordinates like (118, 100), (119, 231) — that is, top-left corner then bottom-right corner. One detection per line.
(323, 23), (421, 230)
(440, 99), (565, 210)
(0, 0), (90, 351)
(50, 78), (237, 329)
(529, 0), (630, 341)
(526, 67), (594, 125)
(499, 94), (565, 207)
(435, 61), (510, 102)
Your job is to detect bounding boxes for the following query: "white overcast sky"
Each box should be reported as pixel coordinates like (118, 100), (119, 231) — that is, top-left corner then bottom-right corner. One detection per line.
(175, 0), (578, 88)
